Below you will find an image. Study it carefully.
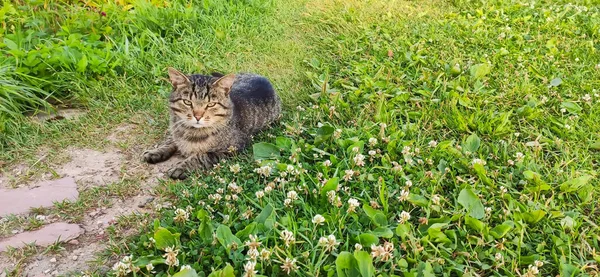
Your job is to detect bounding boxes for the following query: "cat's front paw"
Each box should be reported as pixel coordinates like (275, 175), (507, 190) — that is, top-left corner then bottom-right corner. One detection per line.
(143, 149), (168, 164)
(167, 166), (189, 180)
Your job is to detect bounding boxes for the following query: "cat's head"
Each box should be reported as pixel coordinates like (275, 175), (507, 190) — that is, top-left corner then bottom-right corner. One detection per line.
(166, 67), (235, 129)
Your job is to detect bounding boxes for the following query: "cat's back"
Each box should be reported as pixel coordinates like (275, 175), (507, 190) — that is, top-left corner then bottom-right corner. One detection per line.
(231, 73), (276, 99)
(231, 73), (281, 134)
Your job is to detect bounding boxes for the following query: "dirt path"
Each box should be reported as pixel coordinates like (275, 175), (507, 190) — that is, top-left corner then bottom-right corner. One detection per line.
(0, 122), (182, 277)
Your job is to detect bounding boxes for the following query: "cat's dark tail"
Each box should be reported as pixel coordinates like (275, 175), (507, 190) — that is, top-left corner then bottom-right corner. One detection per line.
(211, 72), (225, 78)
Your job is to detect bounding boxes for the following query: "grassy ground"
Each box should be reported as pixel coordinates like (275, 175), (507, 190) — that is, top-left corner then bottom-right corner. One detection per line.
(2, 0), (600, 276)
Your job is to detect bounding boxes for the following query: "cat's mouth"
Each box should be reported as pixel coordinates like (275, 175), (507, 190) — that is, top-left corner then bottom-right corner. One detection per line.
(190, 122), (205, 128)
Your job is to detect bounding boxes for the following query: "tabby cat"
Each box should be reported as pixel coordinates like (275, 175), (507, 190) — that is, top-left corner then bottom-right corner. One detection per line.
(143, 67), (281, 179)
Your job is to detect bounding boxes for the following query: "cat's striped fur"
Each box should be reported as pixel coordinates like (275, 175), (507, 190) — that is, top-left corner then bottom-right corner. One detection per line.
(143, 68), (281, 179)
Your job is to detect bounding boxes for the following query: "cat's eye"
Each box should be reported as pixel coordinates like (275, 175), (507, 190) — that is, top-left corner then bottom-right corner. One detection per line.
(182, 100), (192, 106)
(207, 102), (216, 108)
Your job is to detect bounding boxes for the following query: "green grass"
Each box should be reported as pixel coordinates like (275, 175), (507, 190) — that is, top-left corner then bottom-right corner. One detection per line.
(2, 0), (600, 276)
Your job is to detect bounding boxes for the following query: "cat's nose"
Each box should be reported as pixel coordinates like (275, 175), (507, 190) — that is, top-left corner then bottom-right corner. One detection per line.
(194, 115), (202, 121)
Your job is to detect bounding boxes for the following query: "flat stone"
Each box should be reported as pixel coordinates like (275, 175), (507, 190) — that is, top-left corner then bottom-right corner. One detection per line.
(0, 222), (83, 252)
(0, 177), (79, 217)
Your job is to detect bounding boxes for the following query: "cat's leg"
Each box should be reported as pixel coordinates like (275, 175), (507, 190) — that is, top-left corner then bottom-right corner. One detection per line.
(143, 135), (178, 164)
(167, 152), (225, 180)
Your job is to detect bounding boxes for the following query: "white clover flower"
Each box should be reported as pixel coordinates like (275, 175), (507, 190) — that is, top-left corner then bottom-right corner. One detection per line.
(343, 169), (354, 181)
(582, 94), (591, 102)
(242, 208), (254, 220)
(323, 160), (332, 167)
(173, 208), (189, 224)
(391, 162), (402, 171)
(326, 190), (337, 203)
(319, 235), (340, 252)
(254, 165), (273, 177)
(398, 211), (411, 224)
(368, 150), (376, 156)
(112, 261), (131, 277)
(527, 265), (539, 275)
(281, 258), (298, 274)
(353, 154), (365, 166)
(401, 146), (411, 155)
(354, 243), (363, 251)
(246, 248), (259, 261)
(515, 152), (525, 163)
(399, 189), (409, 202)
(472, 158), (486, 166)
(284, 198), (292, 207)
(255, 190), (265, 199)
(534, 260), (544, 267)
(500, 186), (508, 194)
(318, 236), (328, 247)
(368, 137), (378, 147)
(333, 129), (342, 139)
(405, 180), (413, 187)
(347, 198), (360, 213)
(260, 249), (271, 261)
(229, 164), (241, 173)
(243, 261), (257, 277)
(352, 146), (360, 153)
(371, 242), (393, 261)
(245, 235), (261, 250)
(280, 230), (295, 247)
(181, 265), (192, 271)
(228, 182), (243, 194)
(264, 186), (273, 194)
(312, 214), (325, 225)
(145, 263), (154, 272)
(163, 247), (179, 267)
(287, 190), (298, 201)
(429, 140), (438, 148)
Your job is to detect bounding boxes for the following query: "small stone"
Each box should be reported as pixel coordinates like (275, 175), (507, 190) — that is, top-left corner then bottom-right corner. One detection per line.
(72, 255), (78, 261)
(44, 269), (52, 274)
(51, 270), (58, 276)
(68, 239), (80, 245)
(50, 257), (57, 263)
(97, 220), (103, 227)
(11, 230), (19, 234)
(138, 197), (155, 208)
(35, 215), (46, 221)
(37, 255), (43, 261)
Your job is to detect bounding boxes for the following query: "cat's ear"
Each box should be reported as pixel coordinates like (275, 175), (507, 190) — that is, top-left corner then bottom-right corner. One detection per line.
(167, 67), (190, 88)
(213, 74), (236, 97)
